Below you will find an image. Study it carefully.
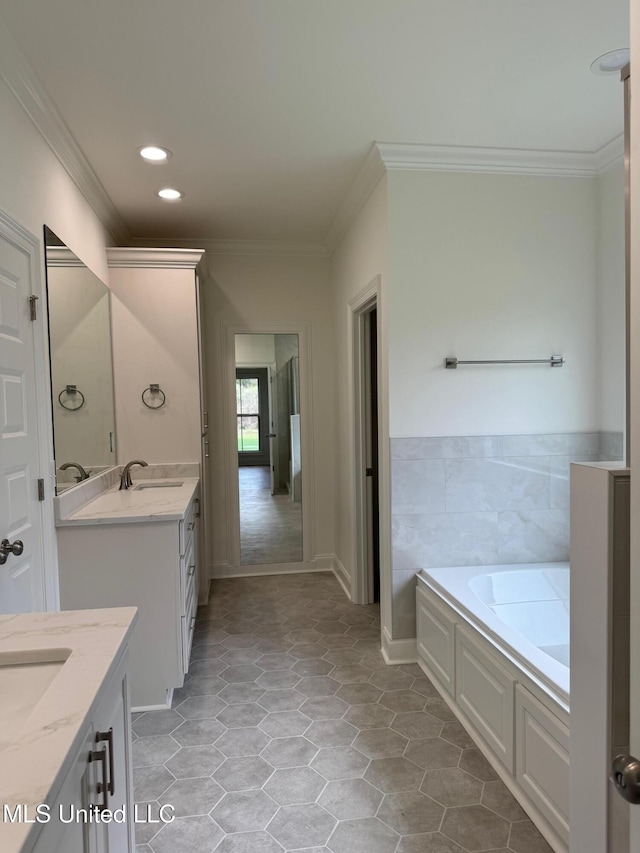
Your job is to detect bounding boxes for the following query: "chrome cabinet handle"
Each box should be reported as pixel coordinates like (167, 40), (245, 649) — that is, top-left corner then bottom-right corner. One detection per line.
(188, 522), (195, 531)
(0, 539), (23, 565)
(96, 728), (115, 796)
(194, 497), (201, 518)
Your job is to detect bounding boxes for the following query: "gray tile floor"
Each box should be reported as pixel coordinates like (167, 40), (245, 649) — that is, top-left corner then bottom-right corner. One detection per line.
(239, 466), (303, 565)
(132, 572), (553, 853)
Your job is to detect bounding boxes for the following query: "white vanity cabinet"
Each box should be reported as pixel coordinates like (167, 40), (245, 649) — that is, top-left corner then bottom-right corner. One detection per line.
(30, 649), (134, 853)
(57, 487), (200, 710)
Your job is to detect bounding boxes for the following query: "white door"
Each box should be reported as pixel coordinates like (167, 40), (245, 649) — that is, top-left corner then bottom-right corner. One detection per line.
(0, 215), (46, 613)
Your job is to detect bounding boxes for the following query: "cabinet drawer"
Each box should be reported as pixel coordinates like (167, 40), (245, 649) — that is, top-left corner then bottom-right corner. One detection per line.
(455, 625), (515, 772)
(179, 495), (199, 556)
(515, 684), (569, 844)
(180, 533), (196, 611)
(416, 585), (456, 696)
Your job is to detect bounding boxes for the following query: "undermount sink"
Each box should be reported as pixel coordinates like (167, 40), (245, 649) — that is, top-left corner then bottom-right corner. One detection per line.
(0, 648), (71, 750)
(133, 481), (184, 490)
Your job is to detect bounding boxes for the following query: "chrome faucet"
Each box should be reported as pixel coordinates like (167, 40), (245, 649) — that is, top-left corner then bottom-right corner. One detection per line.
(119, 459), (148, 490)
(59, 461), (90, 482)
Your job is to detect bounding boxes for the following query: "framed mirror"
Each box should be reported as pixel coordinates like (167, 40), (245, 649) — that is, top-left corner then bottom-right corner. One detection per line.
(235, 333), (302, 565)
(43, 227), (117, 493)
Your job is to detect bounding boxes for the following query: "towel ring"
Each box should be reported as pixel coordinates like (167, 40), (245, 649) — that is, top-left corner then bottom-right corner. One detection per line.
(142, 384), (166, 410)
(58, 385), (85, 411)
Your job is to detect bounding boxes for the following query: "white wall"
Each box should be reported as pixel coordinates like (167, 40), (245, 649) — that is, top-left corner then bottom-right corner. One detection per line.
(330, 176), (390, 619)
(597, 161), (626, 436)
(201, 252), (335, 573)
(235, 334), (276, 365)
(387, 170), (599, 437)
(0, 78), (111, 282)
(109, 265), (201, 464)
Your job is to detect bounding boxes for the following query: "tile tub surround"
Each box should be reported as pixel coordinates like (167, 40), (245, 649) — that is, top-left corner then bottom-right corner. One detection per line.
(0, 607), (137, 853)
(131, 572), (552, 853)
(390, 432), (622, 638)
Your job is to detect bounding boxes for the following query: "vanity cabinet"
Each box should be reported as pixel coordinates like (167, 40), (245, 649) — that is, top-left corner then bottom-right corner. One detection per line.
(30, 649), (134, 853)
(57, 488), (200, 710)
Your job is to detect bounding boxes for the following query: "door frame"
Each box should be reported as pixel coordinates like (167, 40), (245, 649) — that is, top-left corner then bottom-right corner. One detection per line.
(349, 275), (390, 622)
(235, 366), (271, 467)
(0, 210), (59, 610)
(221, 320), (315, 572)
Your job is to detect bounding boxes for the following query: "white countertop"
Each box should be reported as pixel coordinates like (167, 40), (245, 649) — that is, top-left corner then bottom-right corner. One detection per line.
(0, 607), (137, 853)
(56, 478), (199, 526)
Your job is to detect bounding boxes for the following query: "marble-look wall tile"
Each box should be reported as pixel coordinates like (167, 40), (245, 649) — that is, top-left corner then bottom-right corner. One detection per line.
(498, 509), (569, 563)
(549, 454), (600, 509)
(390, 436), (497, 460)
(392, 512), (498, 570)
(600, 432), (624, 461)
(445, 457), (550, 513)
(392, 570), (420, 639)
(391, 459), (445, 514)
(497, 433), (600, 457)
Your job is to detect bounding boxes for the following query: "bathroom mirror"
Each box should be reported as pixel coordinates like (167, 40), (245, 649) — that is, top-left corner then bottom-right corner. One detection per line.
(235, 333), (302, 565)
(44, 227), (117, 493)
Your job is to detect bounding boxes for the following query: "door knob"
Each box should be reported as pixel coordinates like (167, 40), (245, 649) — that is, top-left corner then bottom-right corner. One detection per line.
(612, 754), (640, 803)
(0, 539), (23, 565)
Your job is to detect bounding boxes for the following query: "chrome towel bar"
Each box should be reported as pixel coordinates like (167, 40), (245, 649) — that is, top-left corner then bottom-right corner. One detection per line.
(445, 355), (564, 369)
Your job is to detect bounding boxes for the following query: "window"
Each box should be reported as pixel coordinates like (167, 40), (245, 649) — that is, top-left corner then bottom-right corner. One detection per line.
(236, 377), (260, 452)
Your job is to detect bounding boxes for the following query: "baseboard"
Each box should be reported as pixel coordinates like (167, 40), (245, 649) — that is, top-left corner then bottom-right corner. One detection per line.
(133, 688), (173, 713)
(381, 626), (418, 664)
(331, 555), (352, 600)
(212, 560), (332, 579)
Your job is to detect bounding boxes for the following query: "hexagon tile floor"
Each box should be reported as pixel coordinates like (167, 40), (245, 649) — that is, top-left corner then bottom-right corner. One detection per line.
(132, 572), (553, 853)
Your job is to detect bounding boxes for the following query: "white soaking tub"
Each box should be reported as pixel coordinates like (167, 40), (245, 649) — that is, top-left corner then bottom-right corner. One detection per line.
(422, 562), (569, 703)
(416, 562), (571, 852)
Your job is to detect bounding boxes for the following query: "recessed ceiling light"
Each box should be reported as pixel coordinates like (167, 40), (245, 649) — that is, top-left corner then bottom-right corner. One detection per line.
(590, 49), (630, 75)
(157, 187), (184, 202)
(139, 145), (172, 162)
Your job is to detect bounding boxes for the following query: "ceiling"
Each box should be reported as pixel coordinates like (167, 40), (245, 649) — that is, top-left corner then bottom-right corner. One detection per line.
(0, 0), (629, 246)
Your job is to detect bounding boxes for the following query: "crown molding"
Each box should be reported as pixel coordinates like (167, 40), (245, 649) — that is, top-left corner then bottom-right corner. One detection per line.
(0, 17), (130, 245)
(593, 134), (624, 174)
(106, 247), (204, 269)
(129, 236), (329, 257)
(45, 246), (85, 267)
(376, 141), (603, 178)
(323, 144), (386, 253)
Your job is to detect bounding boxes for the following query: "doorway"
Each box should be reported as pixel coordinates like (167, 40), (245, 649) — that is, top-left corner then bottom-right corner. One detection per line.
(353, 292), (381, 605)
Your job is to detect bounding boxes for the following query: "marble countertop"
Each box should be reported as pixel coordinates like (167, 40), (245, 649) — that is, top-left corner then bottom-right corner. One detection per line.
(0, 607), (137, 853)
(56, 477), (199, 526)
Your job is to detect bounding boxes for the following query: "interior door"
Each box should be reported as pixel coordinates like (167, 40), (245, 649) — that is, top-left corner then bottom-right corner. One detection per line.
(0, 218), (46, 613)
(196, 274), (211, 602)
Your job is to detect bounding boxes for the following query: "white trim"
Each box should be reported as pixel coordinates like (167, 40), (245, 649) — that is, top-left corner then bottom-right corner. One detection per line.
(0, 210), (59, 610)
(0, 19), (130, 246)
(349, 278), (380, 606)
(377, 140), (611, 178)
(221, 320), (316, 570)
(593, 134), (625, 174)
(106, 248), (204, 269)
(381, 627), (418, 665)
(324, 144), (386, 253)
(129, 237), (329, 257)
(332, 555), (352, 600)
(45, 247), (85, 268)
(213, 561), (330, 579)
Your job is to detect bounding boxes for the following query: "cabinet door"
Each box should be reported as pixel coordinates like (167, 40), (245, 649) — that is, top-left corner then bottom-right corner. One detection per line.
(93, 652), (135, 853)
(31, 724), (97, 853)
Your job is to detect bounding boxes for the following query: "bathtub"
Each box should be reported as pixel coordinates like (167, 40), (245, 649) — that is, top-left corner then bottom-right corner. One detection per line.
(421, 562), (569, 705)
(416, 562), (571, 852)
